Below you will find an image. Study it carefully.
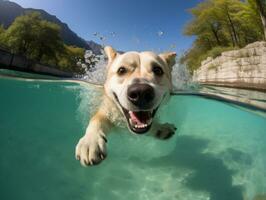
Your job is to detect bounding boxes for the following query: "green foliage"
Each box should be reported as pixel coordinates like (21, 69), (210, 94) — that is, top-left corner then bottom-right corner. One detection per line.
(57, 45), (86, 74)
(0, 24), (7, 47)
(5, 12), (65, 61)
(2, 12), (86, 74)
(181, 45), (238, 73)
(5, 12), (43, 55)
(207, 46), (238, 58)
(0, 25), (4, 36)
(182, 0), (265, 73)
(250, 0), (266, 38)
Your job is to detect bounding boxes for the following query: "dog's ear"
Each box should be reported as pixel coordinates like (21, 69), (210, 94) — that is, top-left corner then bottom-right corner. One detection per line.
(104, 46), (117, 63)
(159, 52), (176, 68)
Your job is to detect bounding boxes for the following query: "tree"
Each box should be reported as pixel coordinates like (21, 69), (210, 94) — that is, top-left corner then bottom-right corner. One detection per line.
(5, 12), (64, 61)
(3, 12), (86, 74)
(0, 25), (6, 47)
(248, 0), (266, 39)
(57, 45), (86, 74)
(233, 0), (264, 44)
(257, 0), (266, 38)
(30, 20), (64, 61)
(213, 0), (242, 46)
(182, 0), (264, 73)
(185, 0), (226, 47)
(5, 12), (40, 55)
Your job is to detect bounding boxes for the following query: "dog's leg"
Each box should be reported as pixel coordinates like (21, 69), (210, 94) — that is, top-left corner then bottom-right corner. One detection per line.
(151, 122), (177, 140)
(75, 110), (111, 166)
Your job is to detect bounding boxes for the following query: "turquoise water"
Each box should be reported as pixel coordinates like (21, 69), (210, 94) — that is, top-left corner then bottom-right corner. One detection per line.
(0, 69), (61, 80)
(0, 75), (266, 200)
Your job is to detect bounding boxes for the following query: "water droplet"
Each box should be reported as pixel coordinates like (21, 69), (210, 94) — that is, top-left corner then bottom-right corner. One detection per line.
(170, 44), (176, 49)
(157, 30), (164, 37)
(99, 36), (106, 41)
(93, 32), (99, 37)
(110, 32), (116, 37)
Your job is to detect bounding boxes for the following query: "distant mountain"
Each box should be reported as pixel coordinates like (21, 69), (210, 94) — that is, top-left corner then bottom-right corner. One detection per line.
(86, 40), (103, 55)
(0, 0), (101, 53)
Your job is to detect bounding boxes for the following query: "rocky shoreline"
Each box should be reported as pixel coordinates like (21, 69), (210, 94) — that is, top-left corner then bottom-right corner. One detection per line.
(193, 41), (266, 91)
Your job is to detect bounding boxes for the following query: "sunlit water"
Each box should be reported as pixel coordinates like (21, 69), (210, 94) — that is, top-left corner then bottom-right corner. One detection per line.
(0, 73), (266, 200)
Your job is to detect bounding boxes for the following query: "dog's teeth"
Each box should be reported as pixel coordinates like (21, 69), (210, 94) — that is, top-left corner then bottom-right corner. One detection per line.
(134, 124), (149, 129)
(132, 120), (152, 129)
(135, 124), (141, 129)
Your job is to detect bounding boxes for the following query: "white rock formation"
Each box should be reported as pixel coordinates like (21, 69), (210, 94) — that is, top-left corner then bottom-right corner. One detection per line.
(193, 41), (266, 90)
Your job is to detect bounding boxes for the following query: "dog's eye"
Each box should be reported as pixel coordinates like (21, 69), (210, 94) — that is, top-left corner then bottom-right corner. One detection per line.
(117, 66), (127, 75)
(152, 65), (164, 76)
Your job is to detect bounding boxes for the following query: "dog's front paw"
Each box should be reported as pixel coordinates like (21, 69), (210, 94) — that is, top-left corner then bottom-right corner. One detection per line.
(75, 132), (107, 167)
(155, 123), (177, 140)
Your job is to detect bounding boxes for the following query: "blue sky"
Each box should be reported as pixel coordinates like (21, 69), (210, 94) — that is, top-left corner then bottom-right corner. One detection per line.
(12, 0), (201, 54)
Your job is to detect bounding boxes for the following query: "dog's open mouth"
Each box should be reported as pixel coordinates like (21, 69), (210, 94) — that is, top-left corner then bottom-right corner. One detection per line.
(113, 93), (157, 134)
(122, 108), (157, 134)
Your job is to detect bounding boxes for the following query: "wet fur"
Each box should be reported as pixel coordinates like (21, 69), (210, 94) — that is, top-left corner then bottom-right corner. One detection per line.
(75, 46), (177, 166)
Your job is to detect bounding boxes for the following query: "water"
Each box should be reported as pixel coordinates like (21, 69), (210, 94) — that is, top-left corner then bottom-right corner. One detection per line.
(0, 74), (266, 200)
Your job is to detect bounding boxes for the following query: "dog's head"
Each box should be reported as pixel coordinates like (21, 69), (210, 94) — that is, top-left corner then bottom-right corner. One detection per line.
(104, 46), (176, 134)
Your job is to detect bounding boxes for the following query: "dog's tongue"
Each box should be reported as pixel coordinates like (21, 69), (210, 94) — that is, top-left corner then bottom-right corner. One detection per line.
(129, 111), (151, 125)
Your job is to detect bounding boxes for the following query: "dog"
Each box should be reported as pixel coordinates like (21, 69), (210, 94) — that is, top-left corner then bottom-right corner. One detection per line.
(75, 46), (177, 166)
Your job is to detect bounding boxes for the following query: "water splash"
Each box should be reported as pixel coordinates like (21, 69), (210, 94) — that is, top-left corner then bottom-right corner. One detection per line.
(171, 59), (191, 91)
(82, 54), (107, 84)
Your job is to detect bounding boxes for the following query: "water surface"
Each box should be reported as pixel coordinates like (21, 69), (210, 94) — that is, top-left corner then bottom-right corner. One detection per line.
(0, 74), (265, 200)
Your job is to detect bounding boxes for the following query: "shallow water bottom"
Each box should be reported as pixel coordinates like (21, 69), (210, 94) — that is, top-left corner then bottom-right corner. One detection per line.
(0, 77), (266, 200)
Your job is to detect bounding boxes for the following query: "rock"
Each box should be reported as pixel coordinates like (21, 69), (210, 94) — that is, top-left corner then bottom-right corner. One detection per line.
(193, 41), (266, 91)
(245, 41), (266, 49)
(253, 194), (266, 200)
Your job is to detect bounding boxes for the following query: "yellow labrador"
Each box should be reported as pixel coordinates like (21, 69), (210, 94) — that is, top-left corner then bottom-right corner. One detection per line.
(75, 46), (177, 166)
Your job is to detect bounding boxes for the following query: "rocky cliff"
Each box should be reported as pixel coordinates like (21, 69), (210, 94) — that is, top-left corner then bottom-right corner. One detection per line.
(193, 41), (266, 91)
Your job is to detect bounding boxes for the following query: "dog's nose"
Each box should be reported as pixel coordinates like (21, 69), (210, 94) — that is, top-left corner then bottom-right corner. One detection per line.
(127, 84), (155, 107)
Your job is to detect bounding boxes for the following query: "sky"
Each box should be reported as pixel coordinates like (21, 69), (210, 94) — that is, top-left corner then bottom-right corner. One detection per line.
(11, 0), (201, 54)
